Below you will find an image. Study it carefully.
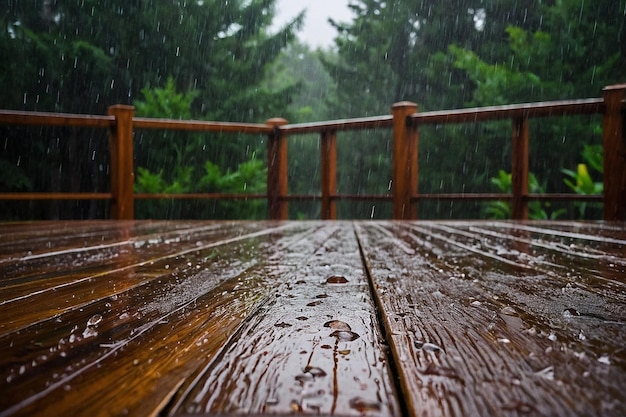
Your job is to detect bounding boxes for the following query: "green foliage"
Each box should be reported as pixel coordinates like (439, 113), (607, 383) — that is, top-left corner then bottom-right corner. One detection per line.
(322, 0), (622, 219)
(0, 159), (31, 191)
(0, 0), (300, 219)
(561, 145), (603, 218)
(484, 170), (565, 220)
(134, 159), (266, 219)
(134, 77), (199, 120)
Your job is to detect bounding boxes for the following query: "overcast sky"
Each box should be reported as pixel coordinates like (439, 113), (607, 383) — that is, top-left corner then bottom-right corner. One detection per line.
(273, 0), (353, 49)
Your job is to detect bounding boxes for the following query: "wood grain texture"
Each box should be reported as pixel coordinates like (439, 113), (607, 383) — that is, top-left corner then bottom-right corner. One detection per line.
(355, 221), (626, 417)
(1, 220), (625, 417)
(174, 222), (400, 416)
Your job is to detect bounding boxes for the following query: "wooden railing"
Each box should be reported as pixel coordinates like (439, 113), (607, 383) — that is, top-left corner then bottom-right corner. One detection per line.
(1, 84), (624, 221)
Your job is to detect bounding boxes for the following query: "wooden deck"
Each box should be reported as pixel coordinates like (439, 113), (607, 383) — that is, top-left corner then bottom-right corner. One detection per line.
(1, 220), (625, 417)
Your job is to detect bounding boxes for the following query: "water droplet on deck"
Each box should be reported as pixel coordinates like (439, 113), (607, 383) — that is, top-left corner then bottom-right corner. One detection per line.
(303, 366), (327, 378)
(324, 320), (352, 331)
(349, 397), (381, 412)
(87, 314), (102, 327)
(265, 396), (279, 406)
(307, 300), (323, 307)
(296, 316), (308, 321)
(316, 293), (329, 299)
(330, 330), (360, 342)
(326, 275), (348, 284)
(500, 306), (517, 316)
(82, 326), (98, 339)
(415, 341), (444, 353)
(534, 365), (554, 380)
(295, 373), (314, 384)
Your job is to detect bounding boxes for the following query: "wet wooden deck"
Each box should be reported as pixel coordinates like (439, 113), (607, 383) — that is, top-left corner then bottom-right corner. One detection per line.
(1, 220), (625, 417)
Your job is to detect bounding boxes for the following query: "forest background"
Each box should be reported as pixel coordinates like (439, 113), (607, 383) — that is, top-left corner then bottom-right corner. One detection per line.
(0, 0), (624, 220)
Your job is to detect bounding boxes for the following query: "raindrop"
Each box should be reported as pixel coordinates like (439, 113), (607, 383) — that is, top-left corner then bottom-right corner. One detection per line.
(563, 308), (580, 318)
(500, 306), (517, 316)
(330, 330), (360, 342)
(265, 397), (279, 406)
(82, 326), (98, 339)
(324, 320), (351, 331)
(326, 275), (348, 284)
(87, 314), (102, 327)
(534, 365), (554, 380)
(349, 397), (381, 412)
(303, 366), (327, 378)
(295, 373), (314, 384)
(415, 341), (444, 353)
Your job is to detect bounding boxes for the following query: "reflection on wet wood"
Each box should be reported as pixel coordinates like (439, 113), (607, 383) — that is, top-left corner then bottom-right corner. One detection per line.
(0, 220), (625, 417)
(174, 223), (399, 416)
(357, 221), (626, 417)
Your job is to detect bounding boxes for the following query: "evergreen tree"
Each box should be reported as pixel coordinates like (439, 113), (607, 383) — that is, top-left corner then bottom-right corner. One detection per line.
(0, 0), (302, 219)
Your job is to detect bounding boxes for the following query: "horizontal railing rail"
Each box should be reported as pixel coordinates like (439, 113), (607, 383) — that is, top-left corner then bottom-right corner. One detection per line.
(401, 98), (612, 219)
(0, 84), (624, 220)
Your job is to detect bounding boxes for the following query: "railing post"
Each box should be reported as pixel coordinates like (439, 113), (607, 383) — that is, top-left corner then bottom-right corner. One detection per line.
(511, 117), (529, 220)
(266, 117), (288, 220)
(321, 130), (337, 220)
(108, 105), (135, 220)
(602, 84), (626, 221)
(392, 102), (418, 220)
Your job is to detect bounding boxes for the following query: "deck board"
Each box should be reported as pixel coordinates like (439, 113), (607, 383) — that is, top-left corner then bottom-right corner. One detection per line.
(355, 221), (626, 417)
(174, 222), (400, 416)
(1, 220), (625, 417)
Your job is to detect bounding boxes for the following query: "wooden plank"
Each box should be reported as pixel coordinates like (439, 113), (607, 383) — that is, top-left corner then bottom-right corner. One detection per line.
(0, 221), (311, 416)
(392, 102), (418, 220)
(108, 105), (135, 220)
(172, 222), (401, 416)
(411, 98), (604, 125)
(356, 221), (626, 416)
(511, 117), (529, 220)
(320, 131), (337, 220)
(266, 118), (289, 220)
(0, 222), (278, 334)
(602, 84), (626, 220)
(0, 109), (113, 128)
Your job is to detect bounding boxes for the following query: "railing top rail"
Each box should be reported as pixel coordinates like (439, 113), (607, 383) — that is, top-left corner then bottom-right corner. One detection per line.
(411, 98), (606, 125)
(0, 109), (113, 128)
(280, 115), (393, 135)
(133, 117), (273, 134)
